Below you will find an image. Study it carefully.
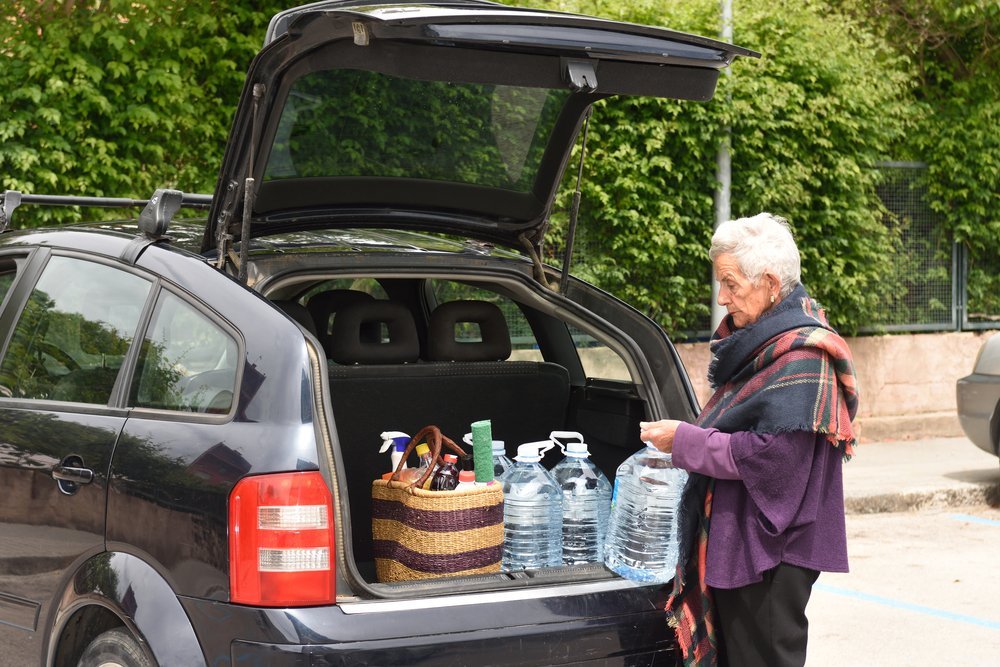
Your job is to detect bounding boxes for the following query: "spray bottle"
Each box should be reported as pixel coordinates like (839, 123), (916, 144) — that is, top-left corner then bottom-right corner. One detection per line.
(379, 431), (410, 474)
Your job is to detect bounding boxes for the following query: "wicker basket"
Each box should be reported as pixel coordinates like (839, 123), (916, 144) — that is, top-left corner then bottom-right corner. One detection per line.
(371, 425), (504, 583)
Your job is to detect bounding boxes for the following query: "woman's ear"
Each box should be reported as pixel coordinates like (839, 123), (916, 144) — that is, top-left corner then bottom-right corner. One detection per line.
(765, 272), (781, 297)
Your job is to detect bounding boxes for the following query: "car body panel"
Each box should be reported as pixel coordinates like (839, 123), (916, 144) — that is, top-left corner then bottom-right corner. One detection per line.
(48, 552), (208, 667)
(183, 581), (675, 666)
(0, 220), (685, 665)
(957, 335), (1000, 459)
(957, 373), (1000, 457)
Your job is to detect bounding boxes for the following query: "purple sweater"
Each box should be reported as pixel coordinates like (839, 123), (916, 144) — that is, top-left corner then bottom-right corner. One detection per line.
(672, 422), (848, 589)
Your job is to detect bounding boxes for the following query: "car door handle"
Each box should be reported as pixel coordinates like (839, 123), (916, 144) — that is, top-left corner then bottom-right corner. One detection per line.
(52, 464), (95, 485)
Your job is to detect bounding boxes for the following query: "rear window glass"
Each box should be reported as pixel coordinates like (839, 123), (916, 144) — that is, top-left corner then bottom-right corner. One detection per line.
(428, 279), (542, 361)
(264, 69), (569, 191)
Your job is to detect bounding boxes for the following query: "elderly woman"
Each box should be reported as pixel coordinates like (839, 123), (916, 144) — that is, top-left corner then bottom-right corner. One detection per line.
(641, 213), (858, 667)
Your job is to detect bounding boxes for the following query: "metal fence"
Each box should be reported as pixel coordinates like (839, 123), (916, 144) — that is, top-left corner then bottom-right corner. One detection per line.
(863, 162), (958, 332)
(869, 162), (999, 333)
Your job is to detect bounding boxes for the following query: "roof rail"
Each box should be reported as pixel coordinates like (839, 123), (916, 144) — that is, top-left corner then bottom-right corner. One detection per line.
(0, 190), (212, 232)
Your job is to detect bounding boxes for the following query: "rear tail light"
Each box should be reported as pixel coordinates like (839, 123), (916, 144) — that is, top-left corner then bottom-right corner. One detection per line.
(229, 471), (336, 606)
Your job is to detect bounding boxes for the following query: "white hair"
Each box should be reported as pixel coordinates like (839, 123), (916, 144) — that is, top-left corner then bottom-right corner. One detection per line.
(709, 213), (801, 297)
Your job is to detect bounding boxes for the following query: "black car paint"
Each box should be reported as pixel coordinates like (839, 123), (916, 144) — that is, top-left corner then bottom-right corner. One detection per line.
(0, 225), (683, 665)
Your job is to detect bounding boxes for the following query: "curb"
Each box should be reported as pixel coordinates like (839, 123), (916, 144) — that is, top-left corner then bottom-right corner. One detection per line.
(846, 481), (1000, 514)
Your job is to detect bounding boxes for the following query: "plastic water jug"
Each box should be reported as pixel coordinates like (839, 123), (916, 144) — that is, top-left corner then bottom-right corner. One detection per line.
(501, 440), (562, 571)
(464, 432), (513, 479)
(549, 431), (612, 565)
(604, 442), (688, 583)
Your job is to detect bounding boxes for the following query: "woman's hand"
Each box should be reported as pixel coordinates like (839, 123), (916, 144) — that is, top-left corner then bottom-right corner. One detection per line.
(639, 419), (684, 454)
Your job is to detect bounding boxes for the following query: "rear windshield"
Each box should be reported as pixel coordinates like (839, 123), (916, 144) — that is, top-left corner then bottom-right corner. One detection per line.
(264, 69), (570, 192)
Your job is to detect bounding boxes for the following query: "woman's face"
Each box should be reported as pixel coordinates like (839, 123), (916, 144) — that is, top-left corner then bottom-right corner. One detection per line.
(714, 253), (778, 329)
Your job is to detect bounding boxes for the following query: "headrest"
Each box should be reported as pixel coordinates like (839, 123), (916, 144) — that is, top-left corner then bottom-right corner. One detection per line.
(273, 300), (318, 337)
(307, 289), (375, 336)
(329, 301), (419, 364)
(428, 300), (511, 362)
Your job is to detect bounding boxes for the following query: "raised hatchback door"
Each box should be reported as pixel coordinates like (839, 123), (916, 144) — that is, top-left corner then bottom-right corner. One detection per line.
(204, 0), (756, 255)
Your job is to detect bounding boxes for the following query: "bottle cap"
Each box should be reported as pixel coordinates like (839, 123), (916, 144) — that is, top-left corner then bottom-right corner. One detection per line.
(550, 430), (587, 455)
(458, 470), (476, 482)
(491, 440), (506, 454)
(415, 443), (430, 457)
(443, 453), (458, 463)
(515, 440), (553, 462)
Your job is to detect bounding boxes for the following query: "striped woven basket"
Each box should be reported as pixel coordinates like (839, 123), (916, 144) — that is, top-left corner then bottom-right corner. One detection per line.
(372, 425), (504, 583)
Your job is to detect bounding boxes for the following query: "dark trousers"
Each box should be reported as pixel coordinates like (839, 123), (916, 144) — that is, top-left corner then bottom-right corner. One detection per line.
(711, 563), (820, 667)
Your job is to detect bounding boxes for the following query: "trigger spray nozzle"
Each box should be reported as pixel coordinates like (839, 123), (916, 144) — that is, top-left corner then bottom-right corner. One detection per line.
(380, 431), (410, 454)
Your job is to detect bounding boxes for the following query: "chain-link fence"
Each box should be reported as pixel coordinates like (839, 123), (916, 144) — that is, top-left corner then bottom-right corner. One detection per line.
(863, 162), (958, 332)
(870, 162), (1000, 333)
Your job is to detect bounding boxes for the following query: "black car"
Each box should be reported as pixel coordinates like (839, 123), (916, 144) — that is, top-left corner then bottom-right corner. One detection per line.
(0, 2), (755, 665)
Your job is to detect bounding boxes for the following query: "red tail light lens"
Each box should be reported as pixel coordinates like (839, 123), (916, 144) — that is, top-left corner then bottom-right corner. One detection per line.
(229, 471), (336, 606)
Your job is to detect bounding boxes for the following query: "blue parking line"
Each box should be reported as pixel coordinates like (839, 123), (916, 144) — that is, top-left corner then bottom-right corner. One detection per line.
(948, 513), (1000, 527)
(814, 583), (1000, 631)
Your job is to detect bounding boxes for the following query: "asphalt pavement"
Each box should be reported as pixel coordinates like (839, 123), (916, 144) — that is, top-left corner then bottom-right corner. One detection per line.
(844, 436), (1000, 514)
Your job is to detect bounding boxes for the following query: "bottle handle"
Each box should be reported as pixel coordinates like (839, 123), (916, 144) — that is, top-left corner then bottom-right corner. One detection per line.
(549, 430), (584, 454)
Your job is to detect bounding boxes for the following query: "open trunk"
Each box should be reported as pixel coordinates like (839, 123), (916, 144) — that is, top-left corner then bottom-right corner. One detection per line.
(256, 254), (698, 595)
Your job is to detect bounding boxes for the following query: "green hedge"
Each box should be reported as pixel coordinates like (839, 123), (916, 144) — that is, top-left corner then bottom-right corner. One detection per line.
(507, 0), (915, 335)
(0, 1), (284, 224)
(2, 0), (994, 336)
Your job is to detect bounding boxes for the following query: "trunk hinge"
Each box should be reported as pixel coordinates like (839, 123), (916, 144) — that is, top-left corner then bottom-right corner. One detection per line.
(519, 231), (551, 289)
(559, 108), (593, 295)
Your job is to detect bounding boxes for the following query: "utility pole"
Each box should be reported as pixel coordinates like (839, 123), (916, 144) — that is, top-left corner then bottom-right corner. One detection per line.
(711, 0), (733, 331)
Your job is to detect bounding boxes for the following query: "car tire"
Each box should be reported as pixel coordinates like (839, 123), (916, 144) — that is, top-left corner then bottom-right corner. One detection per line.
(78, 628), (155, 667)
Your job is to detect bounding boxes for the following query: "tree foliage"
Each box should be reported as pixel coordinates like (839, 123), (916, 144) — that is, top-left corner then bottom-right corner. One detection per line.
(0, 0), (284, 226)
(834, 0), (1000, 318)
(3, 0), (993, 336)
(510, 0), (915, 335)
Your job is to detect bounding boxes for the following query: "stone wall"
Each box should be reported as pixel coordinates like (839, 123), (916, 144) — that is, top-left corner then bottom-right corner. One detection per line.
(676, 331), (998, 441)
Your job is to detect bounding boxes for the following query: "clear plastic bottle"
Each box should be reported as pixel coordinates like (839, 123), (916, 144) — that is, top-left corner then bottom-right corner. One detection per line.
(464, 432), (513, 480)
(492, 440), (513, 479)
(603, 442), (688, 583)
(430, 453), (460, 491)
(549, 431), (613, 565)
(397, 443), (434, 485)
(501, 440), (563, 571)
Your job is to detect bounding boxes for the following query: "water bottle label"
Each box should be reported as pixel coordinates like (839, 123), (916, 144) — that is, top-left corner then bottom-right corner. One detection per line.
(610, 478), (620, 509)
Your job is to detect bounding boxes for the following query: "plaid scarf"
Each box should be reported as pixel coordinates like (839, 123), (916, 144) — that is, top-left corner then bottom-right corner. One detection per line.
(666, 284), (859, 666)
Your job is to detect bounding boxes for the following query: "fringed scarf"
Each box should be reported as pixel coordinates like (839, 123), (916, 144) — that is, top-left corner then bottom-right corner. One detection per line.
(666, 284), (859, 666)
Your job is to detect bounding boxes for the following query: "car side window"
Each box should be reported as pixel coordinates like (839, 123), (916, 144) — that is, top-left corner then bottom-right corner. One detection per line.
(130, 291), (238, 414)
(568, 325), (632, 382)
(0, 256), (151, 403)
